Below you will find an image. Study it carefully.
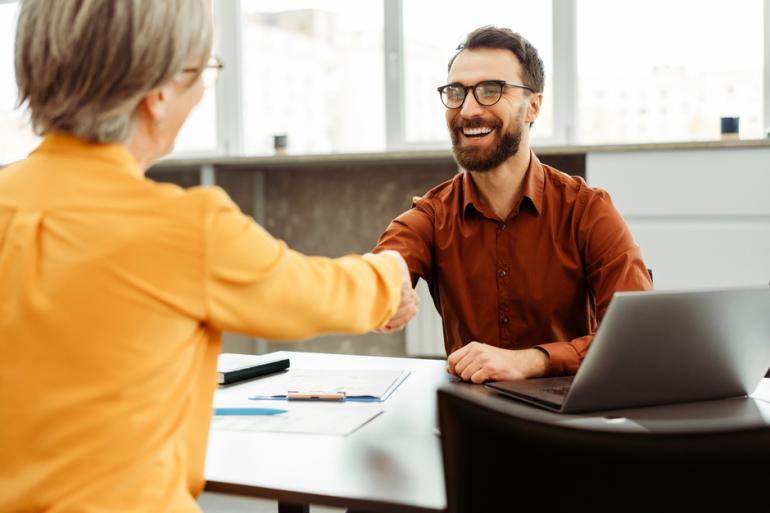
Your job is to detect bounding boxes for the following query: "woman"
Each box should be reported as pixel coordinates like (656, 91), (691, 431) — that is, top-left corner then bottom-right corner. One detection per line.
(0, 1), (417, 511)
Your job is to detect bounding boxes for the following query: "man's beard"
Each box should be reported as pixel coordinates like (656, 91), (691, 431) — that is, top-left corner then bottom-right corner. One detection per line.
(450, 117), (522, 172)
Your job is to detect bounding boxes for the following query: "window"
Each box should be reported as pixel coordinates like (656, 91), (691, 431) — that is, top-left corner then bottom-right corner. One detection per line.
(402, 0), (554, 146)
(0, 1), (39, 165)
(3, 1), (769, 163)
(170, 0), (218, 155)
(577, 0), (763, 143)
(239, 0), (386, 155)
(171, 88), (218, 155)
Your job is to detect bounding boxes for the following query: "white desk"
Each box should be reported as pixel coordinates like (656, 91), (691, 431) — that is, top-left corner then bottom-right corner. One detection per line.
(204, 351), (450, 513)
(204, 351), (770, 512)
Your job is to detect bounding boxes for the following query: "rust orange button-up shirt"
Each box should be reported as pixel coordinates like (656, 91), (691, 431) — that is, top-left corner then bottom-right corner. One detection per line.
(375, 152), (653, 376)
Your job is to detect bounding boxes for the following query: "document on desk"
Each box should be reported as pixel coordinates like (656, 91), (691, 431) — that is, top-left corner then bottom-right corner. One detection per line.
(211, 407), (384, 436)
(246, 368), (410, 402)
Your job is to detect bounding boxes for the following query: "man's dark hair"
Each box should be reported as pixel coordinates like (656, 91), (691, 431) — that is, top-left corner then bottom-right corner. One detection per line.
(448, 26), (544, 94)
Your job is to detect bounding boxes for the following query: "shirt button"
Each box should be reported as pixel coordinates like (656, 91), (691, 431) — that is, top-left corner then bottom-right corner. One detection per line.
(498, 270), (507, 278)
(501, 317), (509, 325)
(499, 223), (507, 231)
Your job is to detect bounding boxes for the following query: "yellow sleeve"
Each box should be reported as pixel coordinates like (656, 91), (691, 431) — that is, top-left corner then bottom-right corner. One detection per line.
(202, 189), (402, 339)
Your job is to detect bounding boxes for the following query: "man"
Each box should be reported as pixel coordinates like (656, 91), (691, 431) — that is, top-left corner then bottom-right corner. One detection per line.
(375, 26), (652, 383)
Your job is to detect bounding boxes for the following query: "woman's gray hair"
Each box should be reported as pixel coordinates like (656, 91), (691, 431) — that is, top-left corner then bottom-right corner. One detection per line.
(15, 0), (213, 143)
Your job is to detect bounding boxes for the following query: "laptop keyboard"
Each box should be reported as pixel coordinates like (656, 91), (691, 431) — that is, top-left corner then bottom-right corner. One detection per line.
(542, 385), (571, 396)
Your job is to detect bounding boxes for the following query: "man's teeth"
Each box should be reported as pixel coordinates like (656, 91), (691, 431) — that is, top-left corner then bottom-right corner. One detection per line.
(463, 127), (493, 136)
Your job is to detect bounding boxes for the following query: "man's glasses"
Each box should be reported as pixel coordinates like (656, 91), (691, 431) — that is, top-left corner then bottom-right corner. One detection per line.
(437, 80), (533, 109)
(182, 56), (224, 88)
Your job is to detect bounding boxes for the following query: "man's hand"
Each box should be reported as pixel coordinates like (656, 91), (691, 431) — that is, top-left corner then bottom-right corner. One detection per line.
(446, 342), (549, 383)
(378, 283), (420, 333)
(372, 250), (420, 333)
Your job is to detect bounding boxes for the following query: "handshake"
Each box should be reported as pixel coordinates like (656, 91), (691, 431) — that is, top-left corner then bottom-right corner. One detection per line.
(372, 250), (421, 334)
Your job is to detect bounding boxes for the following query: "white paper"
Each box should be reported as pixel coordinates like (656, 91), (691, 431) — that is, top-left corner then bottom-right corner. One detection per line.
(211, 408), (384, 436)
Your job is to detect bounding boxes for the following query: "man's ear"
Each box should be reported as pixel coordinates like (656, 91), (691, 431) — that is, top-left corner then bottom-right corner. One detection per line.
(139, 85), (170, 127)
(526, 92), (543, 125)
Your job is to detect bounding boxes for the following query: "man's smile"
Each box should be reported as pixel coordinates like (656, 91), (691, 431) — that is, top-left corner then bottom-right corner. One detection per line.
(461, 126), (494, 139)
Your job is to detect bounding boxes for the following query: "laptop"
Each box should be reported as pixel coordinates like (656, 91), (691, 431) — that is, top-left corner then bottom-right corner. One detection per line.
(486, 286), (770, 414)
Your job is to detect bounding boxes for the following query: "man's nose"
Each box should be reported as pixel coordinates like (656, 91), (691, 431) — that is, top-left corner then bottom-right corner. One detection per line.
(459, 90), (485, 118)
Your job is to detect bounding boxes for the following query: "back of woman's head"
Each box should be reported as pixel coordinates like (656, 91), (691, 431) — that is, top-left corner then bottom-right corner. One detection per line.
(15, 0), (213, 143)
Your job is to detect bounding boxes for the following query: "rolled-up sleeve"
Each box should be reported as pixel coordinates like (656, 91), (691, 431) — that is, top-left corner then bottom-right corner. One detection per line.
(536, 188), (653, 376)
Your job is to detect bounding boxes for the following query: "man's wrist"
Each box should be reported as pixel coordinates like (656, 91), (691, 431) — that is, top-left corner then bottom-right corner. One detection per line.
(528, 347), (550, 378)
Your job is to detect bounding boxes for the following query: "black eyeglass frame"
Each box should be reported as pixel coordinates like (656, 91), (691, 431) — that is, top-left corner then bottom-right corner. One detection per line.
(436, 80), (534, 109)
(182, 55), (225, 75)
(181, 56), (225, 88)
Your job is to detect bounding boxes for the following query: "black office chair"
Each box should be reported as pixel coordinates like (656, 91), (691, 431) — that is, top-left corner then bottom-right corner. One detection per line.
(438, 385), (770, 513)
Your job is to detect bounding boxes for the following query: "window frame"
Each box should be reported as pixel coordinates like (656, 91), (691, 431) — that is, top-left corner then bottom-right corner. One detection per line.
(4, 0), (770, 163)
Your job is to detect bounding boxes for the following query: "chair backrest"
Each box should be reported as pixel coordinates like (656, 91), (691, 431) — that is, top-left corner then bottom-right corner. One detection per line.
(438, 385), (770, 512)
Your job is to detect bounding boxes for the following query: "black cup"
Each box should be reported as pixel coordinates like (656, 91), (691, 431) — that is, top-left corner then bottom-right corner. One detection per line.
(720, 117), (739, 138)
(273, 134), (288, 154)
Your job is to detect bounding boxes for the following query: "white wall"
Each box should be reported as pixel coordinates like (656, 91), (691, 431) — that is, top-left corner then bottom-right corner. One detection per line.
(587, 147), (770, 290)
(405, 280), (444, 357)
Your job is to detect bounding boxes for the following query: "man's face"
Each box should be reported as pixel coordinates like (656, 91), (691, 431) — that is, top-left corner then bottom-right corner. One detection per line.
(445, 48), (540, 172)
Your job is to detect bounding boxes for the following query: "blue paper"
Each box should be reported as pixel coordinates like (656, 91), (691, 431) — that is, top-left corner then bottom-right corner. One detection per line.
(214, 407), (287, 416)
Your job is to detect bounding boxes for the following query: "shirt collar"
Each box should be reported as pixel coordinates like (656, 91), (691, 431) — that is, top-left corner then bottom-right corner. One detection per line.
(32, 132), (145, 178)
(462, 150), (544, 219)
